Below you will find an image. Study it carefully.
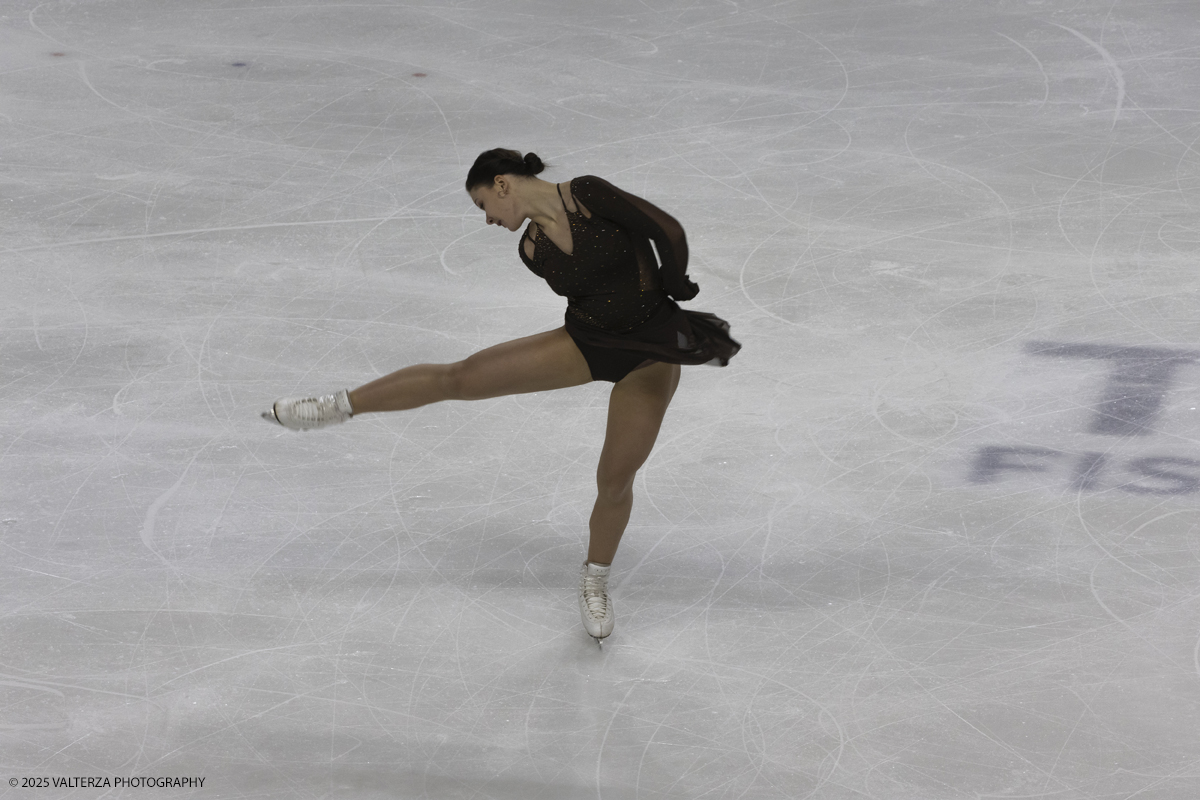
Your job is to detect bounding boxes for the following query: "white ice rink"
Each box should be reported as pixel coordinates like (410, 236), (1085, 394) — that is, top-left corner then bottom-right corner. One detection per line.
(4, 0), (1200, 797)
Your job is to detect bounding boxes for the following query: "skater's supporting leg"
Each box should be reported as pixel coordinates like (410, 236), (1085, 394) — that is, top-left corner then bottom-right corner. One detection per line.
(587, 361), (680, 565)
(347, 327), (592, 413)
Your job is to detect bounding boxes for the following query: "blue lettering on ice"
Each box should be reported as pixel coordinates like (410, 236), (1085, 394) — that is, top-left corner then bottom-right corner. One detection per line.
(1024, 341), (1199, 436)
(969, 342), (1200, 494)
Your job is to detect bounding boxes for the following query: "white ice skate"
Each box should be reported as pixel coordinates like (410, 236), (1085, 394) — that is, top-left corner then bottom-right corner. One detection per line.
(263, 389), (354, 430)
(579, 562), (614, 647)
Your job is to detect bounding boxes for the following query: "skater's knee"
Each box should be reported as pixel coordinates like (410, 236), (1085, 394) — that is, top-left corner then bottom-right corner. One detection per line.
(444, 359), (493, 401)
(441, 361), (470, 400)
(596, 469), (635, 504)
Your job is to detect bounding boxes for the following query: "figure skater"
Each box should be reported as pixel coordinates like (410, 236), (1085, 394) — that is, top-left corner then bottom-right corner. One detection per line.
(264, 149), (740, 645)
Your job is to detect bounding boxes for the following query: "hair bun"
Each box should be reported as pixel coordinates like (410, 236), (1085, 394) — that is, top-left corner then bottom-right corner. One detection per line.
(523, 152), (545, 175)
(465, 148), (549, 190)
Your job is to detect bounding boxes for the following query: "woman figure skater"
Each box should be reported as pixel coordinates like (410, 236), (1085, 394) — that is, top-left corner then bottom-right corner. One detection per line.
(264, 149), (740, 645)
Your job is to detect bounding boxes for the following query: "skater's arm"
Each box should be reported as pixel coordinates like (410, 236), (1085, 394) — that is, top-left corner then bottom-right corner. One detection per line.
(572, 176), (699, 301)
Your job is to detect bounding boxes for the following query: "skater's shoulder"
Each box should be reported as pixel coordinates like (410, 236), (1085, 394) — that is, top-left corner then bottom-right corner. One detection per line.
(571, 174), (614, 192)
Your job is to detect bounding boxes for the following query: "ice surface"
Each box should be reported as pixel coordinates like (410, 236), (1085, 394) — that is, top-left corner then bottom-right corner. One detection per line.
(3, 0), (1200, 797)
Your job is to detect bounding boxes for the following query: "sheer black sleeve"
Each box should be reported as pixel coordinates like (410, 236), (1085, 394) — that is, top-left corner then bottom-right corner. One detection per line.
(572, 175), (699, 301)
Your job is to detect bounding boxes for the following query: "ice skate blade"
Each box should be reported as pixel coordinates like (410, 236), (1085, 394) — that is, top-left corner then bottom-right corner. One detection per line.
(591, 636), (605, 650)
(261, 407), (281, 425)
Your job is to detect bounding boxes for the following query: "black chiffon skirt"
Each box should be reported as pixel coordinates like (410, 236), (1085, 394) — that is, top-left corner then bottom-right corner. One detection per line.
(563, 299), (741, 372)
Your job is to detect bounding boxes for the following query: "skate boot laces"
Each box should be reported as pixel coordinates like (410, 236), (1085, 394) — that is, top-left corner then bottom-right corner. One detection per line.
(579, 562), (614, 642)
(581, 571), (610, 618)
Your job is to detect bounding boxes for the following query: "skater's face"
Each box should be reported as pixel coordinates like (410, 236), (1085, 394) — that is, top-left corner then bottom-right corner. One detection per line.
(469, 177), (520, 232)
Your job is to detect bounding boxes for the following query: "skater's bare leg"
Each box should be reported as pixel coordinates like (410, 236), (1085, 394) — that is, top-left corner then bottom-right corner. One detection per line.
(587, 361), (680, 565)
(347, 328), (591, 413)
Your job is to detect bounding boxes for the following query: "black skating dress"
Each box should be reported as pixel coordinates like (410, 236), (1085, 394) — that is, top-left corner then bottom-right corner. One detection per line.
(517, 175), (740, 382)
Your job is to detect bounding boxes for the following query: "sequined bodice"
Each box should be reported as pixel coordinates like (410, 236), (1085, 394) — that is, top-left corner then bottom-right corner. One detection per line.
(520, 179), (667, 332)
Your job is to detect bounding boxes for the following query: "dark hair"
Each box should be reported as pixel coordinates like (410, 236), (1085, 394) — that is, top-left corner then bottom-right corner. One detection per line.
(465, 148), (546, 191)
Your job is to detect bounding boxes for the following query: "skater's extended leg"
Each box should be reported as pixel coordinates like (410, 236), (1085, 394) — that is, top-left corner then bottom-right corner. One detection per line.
(587, 361), (680, 565)
(348, 328), (591, 414)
